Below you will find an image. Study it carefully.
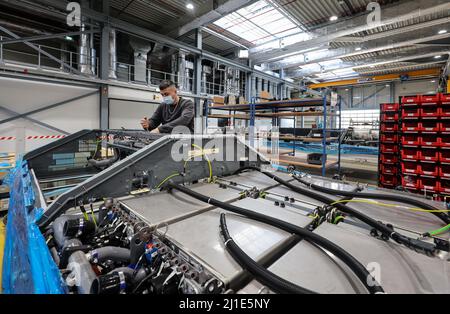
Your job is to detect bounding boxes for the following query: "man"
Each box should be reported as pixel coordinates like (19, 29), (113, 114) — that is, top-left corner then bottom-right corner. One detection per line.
(141, 80), (195, 134)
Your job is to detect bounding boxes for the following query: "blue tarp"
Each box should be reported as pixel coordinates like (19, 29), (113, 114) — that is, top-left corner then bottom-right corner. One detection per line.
(2, 160), (66, 294)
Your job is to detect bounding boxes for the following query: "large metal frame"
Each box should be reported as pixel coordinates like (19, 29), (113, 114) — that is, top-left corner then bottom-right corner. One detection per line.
(30, 132), (267, 227)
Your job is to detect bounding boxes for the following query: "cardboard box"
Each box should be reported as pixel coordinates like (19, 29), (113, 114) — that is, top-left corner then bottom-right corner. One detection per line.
(227, 95), (237, 106)
(238, 96), (246, 104)
(260, 91), (272, 102)
(213, 96), (225, 104)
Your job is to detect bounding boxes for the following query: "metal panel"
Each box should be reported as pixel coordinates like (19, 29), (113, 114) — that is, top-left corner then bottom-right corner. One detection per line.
(241, 221), (450, 294)
(121, 182), (243, 227)
(231, 197), (313, 227)
(313, 222), (450, 294)
(158, 209), (293, 286)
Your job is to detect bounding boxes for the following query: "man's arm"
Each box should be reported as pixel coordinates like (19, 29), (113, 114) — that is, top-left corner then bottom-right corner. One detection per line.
(147, 104), (164, 131)
(159, 100), (194, 133)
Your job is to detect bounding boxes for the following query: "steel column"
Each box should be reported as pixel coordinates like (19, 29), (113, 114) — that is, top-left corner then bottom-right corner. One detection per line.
(194, 29), (203, 134)
(100, 85), (109, 130)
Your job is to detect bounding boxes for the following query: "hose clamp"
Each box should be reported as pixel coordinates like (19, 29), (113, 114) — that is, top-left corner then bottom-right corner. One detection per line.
(118, 272), (126, 294)
(77, 218), (84, 237)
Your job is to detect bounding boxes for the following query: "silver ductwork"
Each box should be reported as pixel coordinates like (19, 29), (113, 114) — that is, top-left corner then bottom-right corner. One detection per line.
(129, 38), (152, 83)
(109, 29), (117, 79)
(78, 0), (95, 75)
(178, 51), (188, 91)
(79, 23), (93, 75)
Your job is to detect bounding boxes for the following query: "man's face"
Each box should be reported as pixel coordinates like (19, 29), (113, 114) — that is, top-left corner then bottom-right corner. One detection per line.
(160, 86), (178, 102)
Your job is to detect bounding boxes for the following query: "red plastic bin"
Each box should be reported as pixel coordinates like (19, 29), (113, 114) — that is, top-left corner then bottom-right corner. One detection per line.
(421, 177), (440, 192)
(401, 161), (420, 175)
(381, 164), (398, 175)
(381, 113), (399, 121)
(439, 135), (450, 148)
(381, 143), (398, 153)
(380, 174), (398, 187)
(420, 148), (439, 162)
(440, 165), (450, 179)
(402, 107), (420, 119)
(402, 121), (421, 132)
(441, 94), (450, 105)
(402, 95), (421, 106)
(420, 121), (440, 132)
(401, 147), (420, 160)
(441, 106), (450, 117)
(380, 154), (398, 164)
(381, 103), (399, 112)
(421, 163), (439, 177)
(381, 124), (398, 132)
(440, 179), (450, 193)
(381, 134), (398, 143)
(402, 175), (420, 189)
(421, 94), (440, 106)
(441, 121), (450, 132)
(401, 134), (421, 146)
(440, 150), (450, 163)
(421, 134), (440, 147)
(421, 106), (441, 118)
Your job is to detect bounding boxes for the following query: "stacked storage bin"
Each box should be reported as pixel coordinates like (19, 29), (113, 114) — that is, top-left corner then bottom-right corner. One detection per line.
(379, 102), (400, 189)
(399, 93), (450, 196)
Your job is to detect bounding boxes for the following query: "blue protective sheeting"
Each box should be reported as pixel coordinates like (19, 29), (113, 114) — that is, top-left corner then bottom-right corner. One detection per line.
(2, 160), (66, 294)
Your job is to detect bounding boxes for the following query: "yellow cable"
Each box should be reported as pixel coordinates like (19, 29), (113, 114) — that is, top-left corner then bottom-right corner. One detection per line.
(90, 207), (97, 227)
(156, 173), (181, 189)
(191, 144), (213, 182)
(330, 199), (450, 213)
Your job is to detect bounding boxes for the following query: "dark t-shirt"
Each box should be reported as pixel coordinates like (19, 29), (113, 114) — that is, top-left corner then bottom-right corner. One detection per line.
(148, 97), (195, 133)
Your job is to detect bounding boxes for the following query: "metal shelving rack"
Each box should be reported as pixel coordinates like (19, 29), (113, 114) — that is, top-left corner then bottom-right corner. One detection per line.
(205, 96), (342, 177)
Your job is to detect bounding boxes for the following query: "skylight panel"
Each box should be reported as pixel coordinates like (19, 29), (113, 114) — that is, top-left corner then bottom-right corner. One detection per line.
(213, 0), (303, 45)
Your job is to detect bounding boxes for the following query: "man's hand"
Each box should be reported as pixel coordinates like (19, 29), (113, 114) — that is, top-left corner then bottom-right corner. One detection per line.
(150, 128), (160, 134)
(141, 117), (150, 130)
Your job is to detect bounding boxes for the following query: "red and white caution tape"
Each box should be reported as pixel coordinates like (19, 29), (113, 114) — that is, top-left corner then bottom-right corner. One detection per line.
(0, 135), (67, 141)
(26, 135), (67, 140)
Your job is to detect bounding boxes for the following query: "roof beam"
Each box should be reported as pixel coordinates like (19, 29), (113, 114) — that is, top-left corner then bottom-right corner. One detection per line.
(286, 50), (450, 79)
(250, 0), (450, 64)
(308, 68), (442, 89)
(176, 0), (259, 37)
(265, 31), (450, 71)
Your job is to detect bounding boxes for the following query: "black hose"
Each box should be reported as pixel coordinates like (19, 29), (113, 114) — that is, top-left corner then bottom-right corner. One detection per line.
(294, 175), (450, 225)
(235, 166), (438, 256)
(219, 213), (317, 294)
(168, 182), (384, 294)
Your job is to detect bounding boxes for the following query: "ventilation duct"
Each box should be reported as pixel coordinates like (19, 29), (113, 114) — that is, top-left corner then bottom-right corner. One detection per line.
(109, 29), (117, 79)
(78, 0), (94, 75)
(129, 38), (152, 83)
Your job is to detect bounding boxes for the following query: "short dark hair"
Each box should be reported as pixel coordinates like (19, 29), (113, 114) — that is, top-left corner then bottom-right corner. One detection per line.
(159, 80), (177, 91)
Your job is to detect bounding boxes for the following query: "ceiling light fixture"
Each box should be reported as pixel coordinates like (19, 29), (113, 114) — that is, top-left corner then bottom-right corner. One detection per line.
(330, 16), (338, 21)
(438, 29), (447, 35)
(186, 3), (194, 10)
(355, 47), (362, 51)
(435, 55), (442, 59)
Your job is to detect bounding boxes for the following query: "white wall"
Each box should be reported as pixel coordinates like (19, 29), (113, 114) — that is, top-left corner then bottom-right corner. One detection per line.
(0, 76), (99, 155)
(110, 99), (159, 129)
